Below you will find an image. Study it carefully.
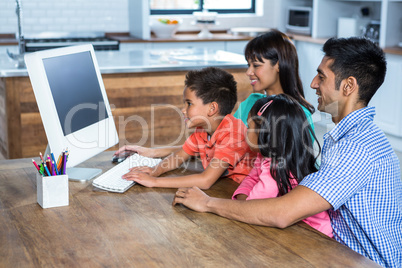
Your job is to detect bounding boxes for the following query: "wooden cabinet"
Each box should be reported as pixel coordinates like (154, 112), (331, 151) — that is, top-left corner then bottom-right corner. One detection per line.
(0, 69), (250, 159)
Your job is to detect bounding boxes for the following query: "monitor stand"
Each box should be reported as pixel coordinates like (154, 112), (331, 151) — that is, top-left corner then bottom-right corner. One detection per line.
(44, 145), (102, 182)
(67, 167), (102, 182)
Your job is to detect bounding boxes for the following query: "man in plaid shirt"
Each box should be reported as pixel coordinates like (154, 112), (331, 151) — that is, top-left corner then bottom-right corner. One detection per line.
(173, 37), (402, 268)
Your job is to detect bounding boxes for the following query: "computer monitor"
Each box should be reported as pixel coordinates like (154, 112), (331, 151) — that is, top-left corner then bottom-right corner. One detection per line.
(25, 44), (119, 181)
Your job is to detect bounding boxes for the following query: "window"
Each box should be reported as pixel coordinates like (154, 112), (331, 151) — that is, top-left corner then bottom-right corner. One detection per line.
(150, 0), (255, 15)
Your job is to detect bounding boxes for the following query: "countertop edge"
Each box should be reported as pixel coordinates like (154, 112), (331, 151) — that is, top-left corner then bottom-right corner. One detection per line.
(1, 32), (401, 55)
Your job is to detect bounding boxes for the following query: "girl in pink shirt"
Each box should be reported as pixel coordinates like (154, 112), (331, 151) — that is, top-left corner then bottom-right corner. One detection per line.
(232, 94), (333, 237)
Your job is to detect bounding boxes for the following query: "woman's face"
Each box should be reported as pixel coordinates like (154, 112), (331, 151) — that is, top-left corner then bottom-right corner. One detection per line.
(246, 57), (281, 94)
(246, 118), (260, 152)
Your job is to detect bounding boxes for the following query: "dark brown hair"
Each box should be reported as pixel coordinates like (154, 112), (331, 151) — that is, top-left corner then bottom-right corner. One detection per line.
(185, 67), (237, 116)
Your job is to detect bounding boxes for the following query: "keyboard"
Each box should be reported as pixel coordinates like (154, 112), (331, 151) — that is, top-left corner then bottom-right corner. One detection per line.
(92, 154), (162, 193)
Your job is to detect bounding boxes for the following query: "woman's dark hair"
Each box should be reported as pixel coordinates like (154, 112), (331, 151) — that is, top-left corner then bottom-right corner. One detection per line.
(323, 37), (386, 106)
(249, 94), (320, 196)
(185, 67), (237, 115)
(245, 29), (315, 114)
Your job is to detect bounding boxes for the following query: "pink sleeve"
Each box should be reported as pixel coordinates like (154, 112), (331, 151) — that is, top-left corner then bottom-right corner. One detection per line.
(239, 158), (280, 200)
(232, 157), (261, 199)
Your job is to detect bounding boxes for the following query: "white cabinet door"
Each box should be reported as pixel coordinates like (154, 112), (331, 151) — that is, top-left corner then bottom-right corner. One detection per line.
(295, 41), (336, 128)
(294, 41), (325, 107)
(370, 53), (402, 137)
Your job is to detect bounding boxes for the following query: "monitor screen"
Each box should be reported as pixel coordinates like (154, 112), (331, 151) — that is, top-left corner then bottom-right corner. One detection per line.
(43, 51), (108, 136)
(25, 44), (118, 180)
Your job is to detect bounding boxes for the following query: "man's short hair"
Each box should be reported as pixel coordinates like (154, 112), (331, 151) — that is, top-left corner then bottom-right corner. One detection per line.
(184, 67), (237, 115)
(323, 37), (386, 106)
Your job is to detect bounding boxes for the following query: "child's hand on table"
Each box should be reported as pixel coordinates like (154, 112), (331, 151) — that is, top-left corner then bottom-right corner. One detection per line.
(129, 166), (154, 174)
(122, 169), (157, 188)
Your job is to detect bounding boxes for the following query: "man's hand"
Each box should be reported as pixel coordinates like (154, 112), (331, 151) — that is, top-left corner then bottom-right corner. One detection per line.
(172, 186), (211, 213)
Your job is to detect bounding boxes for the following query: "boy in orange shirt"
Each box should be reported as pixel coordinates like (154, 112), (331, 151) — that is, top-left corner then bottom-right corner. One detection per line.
(120, 67), (256, 189)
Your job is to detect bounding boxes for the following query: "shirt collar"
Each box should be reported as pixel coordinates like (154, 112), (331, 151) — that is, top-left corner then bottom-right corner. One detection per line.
(325, 106), (376, 142)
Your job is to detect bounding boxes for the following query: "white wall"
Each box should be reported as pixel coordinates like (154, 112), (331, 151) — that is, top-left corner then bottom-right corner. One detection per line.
(0, 0), (129, 34)
(0, 0), (280, 35)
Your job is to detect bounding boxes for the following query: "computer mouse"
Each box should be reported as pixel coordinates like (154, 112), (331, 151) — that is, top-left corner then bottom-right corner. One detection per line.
(111, 154), (128, 163)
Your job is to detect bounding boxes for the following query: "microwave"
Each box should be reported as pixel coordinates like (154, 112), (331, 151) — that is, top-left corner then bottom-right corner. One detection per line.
(286, 6), (312, 35)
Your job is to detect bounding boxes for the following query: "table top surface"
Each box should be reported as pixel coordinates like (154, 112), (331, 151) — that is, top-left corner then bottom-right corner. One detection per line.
(0, 151), (379, 267)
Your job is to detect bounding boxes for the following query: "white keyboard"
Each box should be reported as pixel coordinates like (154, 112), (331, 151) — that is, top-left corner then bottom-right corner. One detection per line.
(92, 154), (162, 193)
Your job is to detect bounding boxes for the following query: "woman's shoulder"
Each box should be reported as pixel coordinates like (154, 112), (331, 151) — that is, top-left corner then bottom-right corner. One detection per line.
(300, 104), (312, 116)
(247, 92), (266, 100)
(300, 104), (314, 125)
(238, 93), (266, 107)
(234, 93), (266, 126)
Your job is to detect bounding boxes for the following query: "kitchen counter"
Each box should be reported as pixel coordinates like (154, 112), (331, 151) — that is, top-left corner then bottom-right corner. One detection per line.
(0, 31), (252, 45)
(0, 47), (247, 77)
(109, 32), (402, 55)
(108, 31), (253, 43)
(2, 32), (401, 55)
(288, 33), (402, 56)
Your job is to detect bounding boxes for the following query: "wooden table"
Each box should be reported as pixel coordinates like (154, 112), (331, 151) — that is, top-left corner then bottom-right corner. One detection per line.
(0, 151), (379, 267)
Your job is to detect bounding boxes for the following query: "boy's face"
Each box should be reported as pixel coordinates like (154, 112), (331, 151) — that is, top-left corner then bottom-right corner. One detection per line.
(182, 87), (211, 129)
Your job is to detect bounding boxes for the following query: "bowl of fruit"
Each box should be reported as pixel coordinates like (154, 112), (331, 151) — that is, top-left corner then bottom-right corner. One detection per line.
(150, 18), (181, 38)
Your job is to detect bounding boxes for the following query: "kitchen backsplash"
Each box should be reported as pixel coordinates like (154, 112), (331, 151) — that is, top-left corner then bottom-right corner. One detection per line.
(0, 0), (278, 36)
(0, 0), (129, 34)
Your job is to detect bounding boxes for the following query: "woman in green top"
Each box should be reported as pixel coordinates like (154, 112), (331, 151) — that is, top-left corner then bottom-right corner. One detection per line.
(234, 29), (315, 129)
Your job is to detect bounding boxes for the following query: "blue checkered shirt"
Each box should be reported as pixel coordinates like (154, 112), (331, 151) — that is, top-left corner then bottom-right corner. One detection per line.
(301, 106), (402, 268)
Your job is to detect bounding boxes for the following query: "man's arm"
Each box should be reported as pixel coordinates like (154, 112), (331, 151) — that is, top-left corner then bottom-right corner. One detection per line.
(173, 185), (332, 228)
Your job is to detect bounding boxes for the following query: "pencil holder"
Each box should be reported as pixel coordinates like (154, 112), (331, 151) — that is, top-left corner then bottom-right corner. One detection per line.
(36, 173), (69, 208)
